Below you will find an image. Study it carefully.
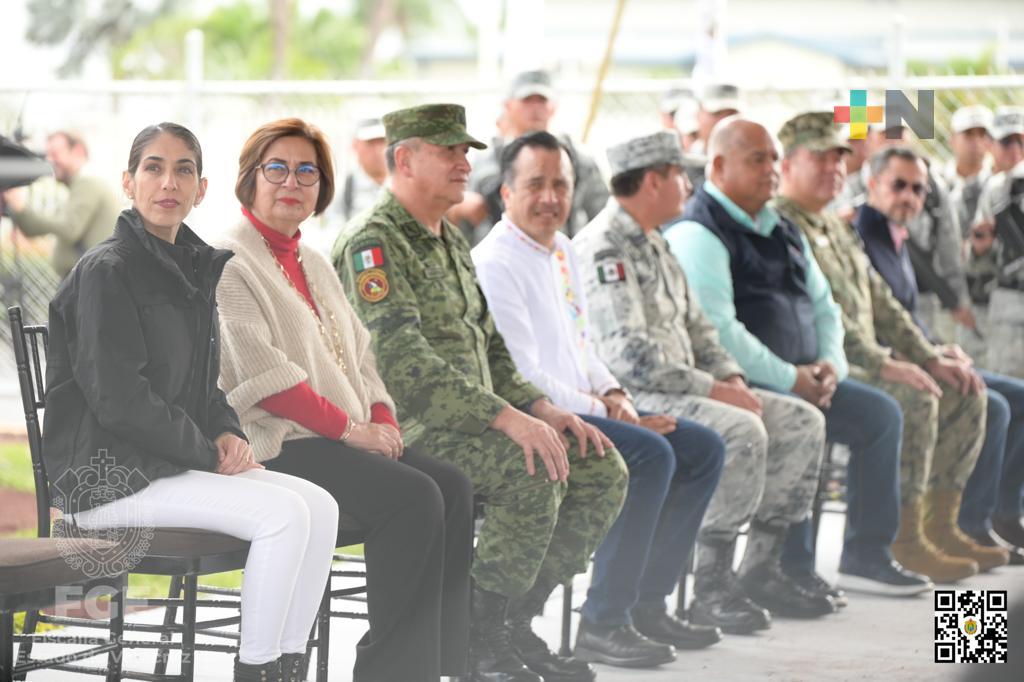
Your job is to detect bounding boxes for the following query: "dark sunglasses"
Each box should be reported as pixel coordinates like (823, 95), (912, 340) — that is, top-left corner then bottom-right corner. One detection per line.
(890, 178), (927, 198)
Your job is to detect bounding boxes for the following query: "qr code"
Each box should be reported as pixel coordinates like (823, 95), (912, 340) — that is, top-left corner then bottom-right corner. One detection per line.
(934, 589), (1008, 663)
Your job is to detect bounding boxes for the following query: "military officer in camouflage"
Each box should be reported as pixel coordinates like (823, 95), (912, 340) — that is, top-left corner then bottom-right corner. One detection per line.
(574, 130), (834, 637)
(332, 103), (628, 682)
(773, 113), (1007, 584)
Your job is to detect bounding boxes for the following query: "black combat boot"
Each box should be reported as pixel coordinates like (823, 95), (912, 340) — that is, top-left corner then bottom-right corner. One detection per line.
(234, 657), (282, 682)
(631, 602), (721, 649)
(469, 582), (541, 682)
(688, 537), (772, 635)
(506, 580), (595, 682)
(738, 521), (836, 619)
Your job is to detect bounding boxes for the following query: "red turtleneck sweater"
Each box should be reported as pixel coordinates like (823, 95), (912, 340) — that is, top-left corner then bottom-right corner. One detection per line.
(245, 207), (398, 439)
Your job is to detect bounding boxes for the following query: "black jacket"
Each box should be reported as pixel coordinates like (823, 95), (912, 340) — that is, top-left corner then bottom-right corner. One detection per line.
(42, 208), (242, 513)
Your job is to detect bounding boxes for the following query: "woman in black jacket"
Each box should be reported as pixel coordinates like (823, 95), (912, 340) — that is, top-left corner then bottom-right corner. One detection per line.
(42, 122), (338, 682)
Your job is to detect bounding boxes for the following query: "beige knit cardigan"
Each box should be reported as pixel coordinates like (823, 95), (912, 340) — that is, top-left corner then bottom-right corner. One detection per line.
(213, 220), (396, 462)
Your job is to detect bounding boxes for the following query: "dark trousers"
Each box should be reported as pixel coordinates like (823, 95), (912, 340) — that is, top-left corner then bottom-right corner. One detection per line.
(960, 370), (1024, 534)
(267, 438), (473, 682)
(579, 412), (724, 626)
(781, 379), (903, 572)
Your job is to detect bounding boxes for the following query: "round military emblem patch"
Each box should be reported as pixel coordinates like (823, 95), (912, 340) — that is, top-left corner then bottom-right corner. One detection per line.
(357, 268), (389, 302)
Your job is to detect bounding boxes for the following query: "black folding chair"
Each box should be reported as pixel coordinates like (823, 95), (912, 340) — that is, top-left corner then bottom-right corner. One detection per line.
(10, 305), (351, 681)
(1, 537), (126, 682)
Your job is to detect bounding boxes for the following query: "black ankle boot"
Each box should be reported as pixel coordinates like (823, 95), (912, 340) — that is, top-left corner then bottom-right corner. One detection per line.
(234, 657), (282, 682)
(469, 582), (541, 682)
(738, 523), (836, 619)
(506, 579), (594, 682)
(280, 653), (309, 682)
(631, 603), (721, 649)
(688, 537), (771, 635)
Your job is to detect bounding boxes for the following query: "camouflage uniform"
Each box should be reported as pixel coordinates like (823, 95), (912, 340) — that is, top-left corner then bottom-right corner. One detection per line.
(973, 165), (1024, 379)
(333, 187), (628, 597)
(776, 196), (985, 499)
(573, 201), (826, 542)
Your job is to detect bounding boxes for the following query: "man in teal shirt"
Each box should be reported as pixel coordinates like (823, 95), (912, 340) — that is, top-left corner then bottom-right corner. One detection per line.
(665, 116), (912, 600)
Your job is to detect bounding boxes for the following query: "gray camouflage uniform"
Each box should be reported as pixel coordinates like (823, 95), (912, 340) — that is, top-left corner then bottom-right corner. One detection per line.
(973, 166), (1024, 378)
(573, 200), (826, 543)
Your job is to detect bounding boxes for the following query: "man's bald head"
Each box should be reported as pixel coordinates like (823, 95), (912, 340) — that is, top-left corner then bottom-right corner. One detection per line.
(707, 116), (779, 216)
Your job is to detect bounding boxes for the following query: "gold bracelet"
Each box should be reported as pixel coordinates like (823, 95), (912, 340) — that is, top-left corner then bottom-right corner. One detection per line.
(339, 419), (355, 442)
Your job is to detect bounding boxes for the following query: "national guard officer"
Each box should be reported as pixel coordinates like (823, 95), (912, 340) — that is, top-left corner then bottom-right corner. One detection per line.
(574, 130), (834, 637)
(332, 103), (629, 682)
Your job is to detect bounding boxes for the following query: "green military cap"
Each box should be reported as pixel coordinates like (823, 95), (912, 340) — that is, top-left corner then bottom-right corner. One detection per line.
(778, 111), (853, 154)
(382, 103), (487, 149)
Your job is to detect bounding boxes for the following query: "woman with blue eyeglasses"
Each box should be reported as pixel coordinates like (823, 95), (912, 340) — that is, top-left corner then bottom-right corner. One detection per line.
(213, 118), (473, 682)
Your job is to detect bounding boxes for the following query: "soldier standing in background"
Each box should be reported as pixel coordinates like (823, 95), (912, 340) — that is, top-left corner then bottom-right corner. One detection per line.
(2, 130), (119, 278)
(452, 70), (609, 244)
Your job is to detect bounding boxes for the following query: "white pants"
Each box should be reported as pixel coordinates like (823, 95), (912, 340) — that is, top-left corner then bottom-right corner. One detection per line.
(73, 468), (339, 665)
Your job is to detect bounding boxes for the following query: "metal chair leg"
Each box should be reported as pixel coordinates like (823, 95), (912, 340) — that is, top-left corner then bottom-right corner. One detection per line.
(676, 548), (694, 618)
(182, 575), (198, 682)
(558, 582), (573, 658)
(107, 579), (125, 682)
(12, 608), (37, 681)
(1, 610), (14, 680)
(154, 574), (183, 677)
(316, 579), (331, 682)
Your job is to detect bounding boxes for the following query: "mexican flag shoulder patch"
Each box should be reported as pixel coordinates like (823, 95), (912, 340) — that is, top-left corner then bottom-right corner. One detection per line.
(353, 245), (385, 273)
(597, 261), (626, 284)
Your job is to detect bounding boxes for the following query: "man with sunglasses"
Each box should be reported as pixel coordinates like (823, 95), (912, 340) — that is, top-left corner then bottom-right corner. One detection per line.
(853, 146), (1012, 579)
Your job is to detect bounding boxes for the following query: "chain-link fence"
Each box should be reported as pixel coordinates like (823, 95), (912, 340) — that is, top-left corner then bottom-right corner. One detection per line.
(1, 73), (1022, 370)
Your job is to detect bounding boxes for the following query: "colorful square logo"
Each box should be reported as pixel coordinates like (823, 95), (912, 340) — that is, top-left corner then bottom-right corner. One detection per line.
(834, 90), (884, 139)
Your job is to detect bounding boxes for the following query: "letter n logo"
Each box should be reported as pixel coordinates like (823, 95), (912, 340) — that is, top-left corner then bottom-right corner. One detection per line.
(885, 90), (935, 139)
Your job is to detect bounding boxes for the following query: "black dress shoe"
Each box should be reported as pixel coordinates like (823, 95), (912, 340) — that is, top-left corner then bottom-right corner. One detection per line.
(993, 516), (1024, 548)
(837, 555), (933, 596)
(969, 529), (1024, 566)
(739, 562), (836, 618)
(631, 604), (721, 649)
(508, 618), (595, 682)
(574, 619), (676, 668)
(785, 570), (848, 607)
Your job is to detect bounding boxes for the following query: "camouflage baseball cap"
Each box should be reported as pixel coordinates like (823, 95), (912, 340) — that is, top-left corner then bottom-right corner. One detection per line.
(382, 103), (487, 149)
(778, 111), (853, 154)
(606, 130), (685, 177)
(507, 70), (556, 101)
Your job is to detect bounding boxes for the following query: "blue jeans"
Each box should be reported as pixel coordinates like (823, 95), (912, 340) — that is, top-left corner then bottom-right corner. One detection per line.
(781, 379), (903, 573)
(959, 370), (1024, 534)
(579, 412), (725, 626)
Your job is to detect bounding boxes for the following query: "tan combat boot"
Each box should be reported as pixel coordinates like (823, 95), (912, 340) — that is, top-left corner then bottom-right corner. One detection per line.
(892, 497), (979, 583)
(924, 489), (1010, 572)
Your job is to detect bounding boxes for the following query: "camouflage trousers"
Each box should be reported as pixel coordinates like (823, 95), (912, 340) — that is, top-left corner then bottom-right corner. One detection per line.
(413, 427), (628, 598)
(858, 368), (986, 502)
(632, 389), (826, 542)
(987, 288), (1024, 379)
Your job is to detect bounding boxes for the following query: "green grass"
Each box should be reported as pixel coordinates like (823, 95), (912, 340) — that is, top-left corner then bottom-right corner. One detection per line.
(0, 441), (35, 492)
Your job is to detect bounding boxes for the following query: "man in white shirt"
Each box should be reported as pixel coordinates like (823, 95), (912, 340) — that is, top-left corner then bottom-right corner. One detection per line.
(472, 131), (726, 668)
